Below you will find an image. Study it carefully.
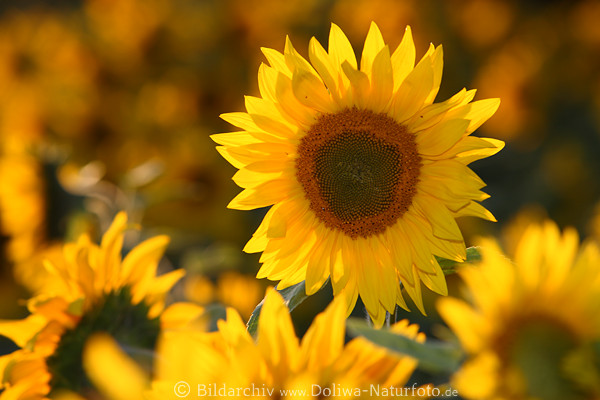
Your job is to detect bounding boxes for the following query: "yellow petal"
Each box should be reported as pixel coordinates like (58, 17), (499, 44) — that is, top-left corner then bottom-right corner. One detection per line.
(329, 232), (349, 287)
(452, 352), (500, 398)
(274, 72), (316, 128)
(447, 98), (501, 134)
(391, 26), (416, 91)
(220, 112), (260, 132)
(328, 23), (357, 70)
(258, 63), (278, 103)
(257, 289), (300, 369)
(300, 294), (346, 371)
(355, 240), (383, 323)
(261, 47), (291, 77)
(424, 45), (443, 104)
(0, 315), (47, 349)
(284, 36), (317, 76)
(454, 201), (497, 222)
(341, 61), (369, 108)
(276, 264), (308, 290)
(308, 36), (341, 103)
(404, 211), (466, 261)
(244, 233), (268, 254)
(370, 235), (398, 313)
(335, 272), (360, 316)
(390, 50), (434, 122)
(83, 333), (148, 400)
(267, 203), (288, 239)
(210, 132), (260, 146)
(243, 158), (290, 173)
(292, 69), (336, 113)
(406, 88), (474, 132)
(416, 119), (470, 157)
(455, 138), (505, 165)
(138, 269), (186, 315)
(437, 297), (488, 353)
(414, 194), (464, 241)
(233, 169), (282, 190)
(419, 262), (448, 296)
(217, 307), (252, 346)
(387, 221), (416, 281)
(369, 46), (394, 112)
(425, 136), (500, 162)
(403, 266), (426, 314)
(250, 112), (298, 139)
(244, 96), (300, 136)
(215, 146), (248, 169)
(228, 179), (292, 210)
(360, 21), (385, 76)
(121, 235), (169, 286)
(160, 302), (205, 330)
(305, 227), (332, 295)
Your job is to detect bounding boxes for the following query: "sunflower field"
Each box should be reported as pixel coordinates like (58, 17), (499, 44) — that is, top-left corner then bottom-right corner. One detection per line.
(1, 1), (600, 399)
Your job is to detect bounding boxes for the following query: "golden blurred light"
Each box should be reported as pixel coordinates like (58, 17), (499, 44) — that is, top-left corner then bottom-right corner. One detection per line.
(447, 0), (514, 49)
(330, 0), (418, 46)
(0, 156), (45, 264)
(500, 204), (548, 257)
(474, 38), (544, 144)
(84, 0), (170, 71)
(184, 271), (265, 319)
(570, 0), (600, 46)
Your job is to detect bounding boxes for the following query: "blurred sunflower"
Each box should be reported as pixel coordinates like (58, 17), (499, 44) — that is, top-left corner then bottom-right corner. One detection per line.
(214, 22), (503, 325)
(438, 221), (600, 400)
(0, 212), (203, 399)
(137, 288), (430, 399)
(184, 270), (267, 320)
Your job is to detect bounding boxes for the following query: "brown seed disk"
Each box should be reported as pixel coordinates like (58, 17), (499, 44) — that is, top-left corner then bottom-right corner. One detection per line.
(295, 107), (422, 239)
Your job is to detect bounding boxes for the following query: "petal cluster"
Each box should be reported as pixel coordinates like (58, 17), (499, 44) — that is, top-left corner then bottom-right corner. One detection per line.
(148, 288), (426, 399)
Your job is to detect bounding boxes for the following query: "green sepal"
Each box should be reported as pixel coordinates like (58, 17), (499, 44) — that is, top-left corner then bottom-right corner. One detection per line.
(437, 246), (482, 275)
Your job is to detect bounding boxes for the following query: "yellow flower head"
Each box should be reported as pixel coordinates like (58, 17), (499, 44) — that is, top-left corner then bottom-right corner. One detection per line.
(42, 212), (185, 318)
(0, 212), (201, 399)
(438, 221), (600, 400)
(147, 288), (427, 399)
(214, 22), (503, 325)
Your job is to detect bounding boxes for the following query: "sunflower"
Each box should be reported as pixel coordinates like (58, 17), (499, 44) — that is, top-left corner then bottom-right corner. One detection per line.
(213, 22), (503, 325)
(141, 288), (430, 399)
(0, 212), (203, 399)
(438, 221), (600, 400)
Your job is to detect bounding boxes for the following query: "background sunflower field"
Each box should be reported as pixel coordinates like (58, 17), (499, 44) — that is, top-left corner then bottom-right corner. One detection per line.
(1, 0), (600, 398)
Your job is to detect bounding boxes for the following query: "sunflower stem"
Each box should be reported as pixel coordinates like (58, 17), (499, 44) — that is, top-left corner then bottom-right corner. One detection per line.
(364, 304), (373, 327)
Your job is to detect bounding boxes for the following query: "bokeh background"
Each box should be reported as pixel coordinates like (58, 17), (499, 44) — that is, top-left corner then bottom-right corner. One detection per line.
(2, 0), (600, 378)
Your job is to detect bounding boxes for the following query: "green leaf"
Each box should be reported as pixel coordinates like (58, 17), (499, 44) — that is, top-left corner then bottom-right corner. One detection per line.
(346, 318), (464, 374)
(247, 280), (324, 336)
(436, 246), (482, 275)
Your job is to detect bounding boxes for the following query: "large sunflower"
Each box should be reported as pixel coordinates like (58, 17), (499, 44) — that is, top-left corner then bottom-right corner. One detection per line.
(214, 22), (503, 324)
(438, 221), (600, 400)
(0, 212), (203, 399)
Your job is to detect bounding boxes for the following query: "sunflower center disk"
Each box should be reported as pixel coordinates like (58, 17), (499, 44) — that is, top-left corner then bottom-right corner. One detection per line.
(296, 108), (421, 239)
